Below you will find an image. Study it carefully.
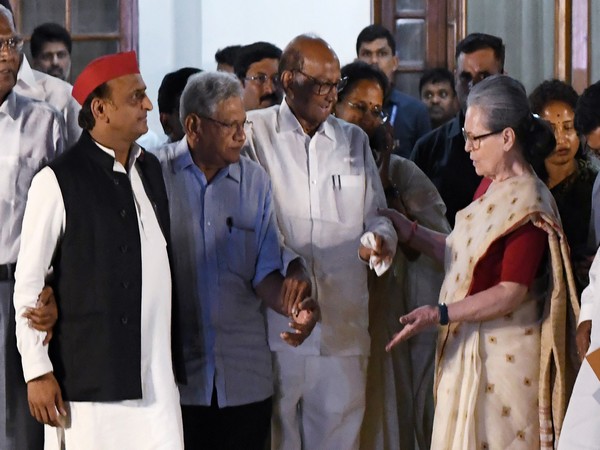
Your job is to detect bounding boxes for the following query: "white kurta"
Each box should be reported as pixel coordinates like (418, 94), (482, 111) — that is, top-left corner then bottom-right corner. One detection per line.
(13, 144), (183, 450)
(559, 244), (600, 449)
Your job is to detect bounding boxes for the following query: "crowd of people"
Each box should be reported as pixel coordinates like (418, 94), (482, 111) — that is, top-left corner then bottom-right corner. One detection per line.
(2, 2), (600, 449)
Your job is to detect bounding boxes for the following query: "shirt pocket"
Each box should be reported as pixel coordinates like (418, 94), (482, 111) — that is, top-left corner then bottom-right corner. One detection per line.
(333, 174), (365, 225)
(226, 225), (258, 281)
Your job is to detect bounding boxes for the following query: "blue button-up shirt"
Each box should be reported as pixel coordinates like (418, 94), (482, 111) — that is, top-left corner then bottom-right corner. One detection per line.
(152, 138), (282, 407)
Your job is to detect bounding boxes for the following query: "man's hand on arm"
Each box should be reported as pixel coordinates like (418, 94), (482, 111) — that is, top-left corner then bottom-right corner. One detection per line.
(27, 372), (67, 427)
(280, 258), (312, 316)
(22, 286), (57, 346)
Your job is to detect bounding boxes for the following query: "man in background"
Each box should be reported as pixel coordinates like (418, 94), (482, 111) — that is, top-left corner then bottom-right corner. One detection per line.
(419, 67), (458, 130)
(0, 6), (80, 147)
(356, 24), (430, 158)
(410, 33), (505, 227)
(234, 41), (282, 111)
(215, 45), (241, 73)
(157, 67), (201, 143)
(30, 23), (72, 82)
(0, 6), (65, 449)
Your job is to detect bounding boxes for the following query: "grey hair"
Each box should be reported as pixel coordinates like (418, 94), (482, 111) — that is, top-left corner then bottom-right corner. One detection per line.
(467, 74), (555, 176)
(0, 5), (16, 32)
(179, 71), (243, 124)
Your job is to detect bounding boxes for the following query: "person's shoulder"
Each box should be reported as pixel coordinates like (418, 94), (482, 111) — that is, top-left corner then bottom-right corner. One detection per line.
(13, 91), (63, 119)
(414, 117), (457, 149)
(148, 139), (185, 169)
(248, 104), (279, 123)
(32, 69), (73, 93)
(239, 154), (270, 182)
(391, 89), (428, 114)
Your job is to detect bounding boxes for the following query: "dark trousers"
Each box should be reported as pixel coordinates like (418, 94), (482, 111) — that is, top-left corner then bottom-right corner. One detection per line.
(1, 280), (44, 450)
(181, 387), (272, 450)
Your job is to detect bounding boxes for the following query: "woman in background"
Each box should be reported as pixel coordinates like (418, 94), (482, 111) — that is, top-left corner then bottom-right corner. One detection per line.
(530, 79), (597, 295)
(335, 61), (450, 450)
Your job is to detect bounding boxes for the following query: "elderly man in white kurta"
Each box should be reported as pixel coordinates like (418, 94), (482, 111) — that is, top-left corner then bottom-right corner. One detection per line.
(244, 35), (397, 450)
(13, 52), (183, 449)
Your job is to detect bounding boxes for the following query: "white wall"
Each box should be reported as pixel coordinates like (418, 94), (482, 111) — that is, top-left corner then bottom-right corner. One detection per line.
(138, 0), (372, 141)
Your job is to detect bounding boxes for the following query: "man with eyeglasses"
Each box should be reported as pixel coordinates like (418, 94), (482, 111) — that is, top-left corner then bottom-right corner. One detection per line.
(356, 24), (431, 158)
(31, 23), (72, 82)
(0, 6), (65, 449)
(244, 34), (397, 450)
(152, 70), (318, 450)
(234, 41), (283, 111)
(0, 5), (80, 149)
(410, 33), (505, 227)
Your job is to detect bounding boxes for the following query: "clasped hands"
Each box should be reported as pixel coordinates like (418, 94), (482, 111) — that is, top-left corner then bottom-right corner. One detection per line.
(279, 264), (320, 347)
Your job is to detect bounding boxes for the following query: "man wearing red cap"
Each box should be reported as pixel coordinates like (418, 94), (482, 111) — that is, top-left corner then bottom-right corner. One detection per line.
(13, 51), (184, 449)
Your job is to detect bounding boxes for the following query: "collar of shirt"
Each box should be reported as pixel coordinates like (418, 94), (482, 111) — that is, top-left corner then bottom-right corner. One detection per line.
(93, 138), (142, 174)
(278, 99), (335, 142)
(0, 90), (18, 120)
(16, 57), (43, 96)
(171, 136), (241, 185)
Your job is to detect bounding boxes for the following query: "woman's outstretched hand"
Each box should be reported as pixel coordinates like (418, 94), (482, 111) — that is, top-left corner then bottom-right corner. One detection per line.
(386, 305), (440, 352)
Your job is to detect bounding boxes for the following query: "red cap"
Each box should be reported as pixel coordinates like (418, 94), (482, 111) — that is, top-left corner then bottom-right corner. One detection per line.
(72, 51), (140, 105)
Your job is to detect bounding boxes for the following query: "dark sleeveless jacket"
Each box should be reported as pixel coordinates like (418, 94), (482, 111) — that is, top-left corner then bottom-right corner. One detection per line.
(48, 131), (184, 401)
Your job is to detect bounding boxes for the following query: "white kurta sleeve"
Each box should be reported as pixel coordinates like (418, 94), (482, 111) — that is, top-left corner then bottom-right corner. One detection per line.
(13, 167), (65, 382)
(579, 245), (600, 324)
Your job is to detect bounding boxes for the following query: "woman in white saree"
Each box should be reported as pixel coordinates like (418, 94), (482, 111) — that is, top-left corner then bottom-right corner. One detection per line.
(380, 75), (579, 450)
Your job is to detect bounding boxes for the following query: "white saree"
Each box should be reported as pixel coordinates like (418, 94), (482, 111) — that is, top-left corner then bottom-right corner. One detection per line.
(432, 174), (579, 450)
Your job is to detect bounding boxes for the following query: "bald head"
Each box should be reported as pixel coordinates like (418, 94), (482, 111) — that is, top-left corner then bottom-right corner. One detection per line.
(280, 35), (338, 74)
(279, 35), (342, 135)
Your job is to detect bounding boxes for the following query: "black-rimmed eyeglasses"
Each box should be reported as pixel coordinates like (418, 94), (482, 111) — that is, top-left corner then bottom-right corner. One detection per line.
(462, 128), (502, 150)
(294, 70), (348, 96)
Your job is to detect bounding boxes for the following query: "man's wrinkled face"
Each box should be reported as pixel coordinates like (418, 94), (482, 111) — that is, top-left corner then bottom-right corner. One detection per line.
(286, 54), (341, 132)
(197, 96), (247, 169)
(33, 41), (71, 81)
(357, 38), (398, 82)
(420, 80), (458, 127)
(455, 48), (503, 112)
(0, 14), (21, 101)
(241, 57), (281, 111)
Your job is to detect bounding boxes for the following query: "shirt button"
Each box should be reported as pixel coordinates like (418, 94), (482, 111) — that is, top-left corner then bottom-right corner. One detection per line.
(121, 316), (129, 325)
(207, 221), (211, 226)
(311, 180), (316, 184)
(121, 281), (130, 289)
(120, 209), (127, 218)
(120, 245), (128, 253)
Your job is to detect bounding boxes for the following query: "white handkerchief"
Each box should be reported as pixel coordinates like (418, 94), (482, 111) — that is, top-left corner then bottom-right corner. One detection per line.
(360, 231), (392, 276)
